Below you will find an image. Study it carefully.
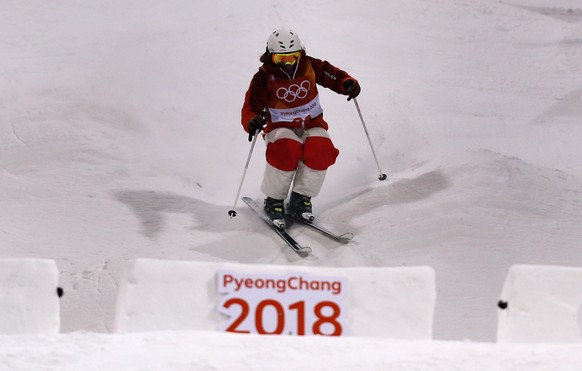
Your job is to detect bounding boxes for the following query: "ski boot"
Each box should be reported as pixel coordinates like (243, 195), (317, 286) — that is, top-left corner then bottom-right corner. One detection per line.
(264, 197), (286, 229)
(287, 192), (315, 222)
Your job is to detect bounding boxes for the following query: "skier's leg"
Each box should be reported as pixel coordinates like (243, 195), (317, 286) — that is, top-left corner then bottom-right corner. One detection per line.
(261, 128), (303, 200)
(292, 127), (339, 197)
(290, 127), (339, 220)
(292, 163), (326, 198)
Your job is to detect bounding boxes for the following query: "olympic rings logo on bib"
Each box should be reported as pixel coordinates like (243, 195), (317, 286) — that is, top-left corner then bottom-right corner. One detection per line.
(276, 80), (311, 102)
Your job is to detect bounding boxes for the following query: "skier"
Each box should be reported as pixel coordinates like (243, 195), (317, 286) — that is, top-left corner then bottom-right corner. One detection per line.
(241, 28), (361, 228)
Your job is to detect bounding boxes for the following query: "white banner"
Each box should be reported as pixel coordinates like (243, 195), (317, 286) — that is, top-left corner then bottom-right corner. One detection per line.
(115, 260), (435, 339)
(217, 269), (347, 336)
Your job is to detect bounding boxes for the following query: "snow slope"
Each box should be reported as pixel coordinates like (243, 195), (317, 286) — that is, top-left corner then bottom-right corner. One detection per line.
(2, 331), (582, 371)
(2, 0), (582, 368)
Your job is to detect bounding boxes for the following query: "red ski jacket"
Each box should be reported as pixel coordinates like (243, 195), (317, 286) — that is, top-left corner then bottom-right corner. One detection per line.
(241, 55), (355, 134)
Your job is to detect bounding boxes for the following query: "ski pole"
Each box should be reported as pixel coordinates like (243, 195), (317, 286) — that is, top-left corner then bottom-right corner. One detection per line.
(353, 98), (387, 181)
(228, 129), (261, 218)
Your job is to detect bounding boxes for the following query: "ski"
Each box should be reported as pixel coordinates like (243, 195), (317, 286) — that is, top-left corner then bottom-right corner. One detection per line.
(288, 215), (354, 242)
(242, 197), (312, 257)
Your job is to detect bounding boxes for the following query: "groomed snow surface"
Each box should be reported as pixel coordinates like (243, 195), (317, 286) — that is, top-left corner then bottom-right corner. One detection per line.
(2, 0), (582, 369)
(2, 331), (582, 370)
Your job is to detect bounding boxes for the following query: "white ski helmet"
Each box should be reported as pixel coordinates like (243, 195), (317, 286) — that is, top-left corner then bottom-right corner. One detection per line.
(267, 29), (303, 53)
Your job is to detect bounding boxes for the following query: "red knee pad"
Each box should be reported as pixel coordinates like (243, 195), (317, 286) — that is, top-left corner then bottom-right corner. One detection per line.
(303, 137), (339, 171)
(266, 138), (303, 171)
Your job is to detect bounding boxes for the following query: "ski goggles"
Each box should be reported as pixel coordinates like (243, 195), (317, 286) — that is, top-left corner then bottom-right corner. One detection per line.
(271, 51), (301, 66)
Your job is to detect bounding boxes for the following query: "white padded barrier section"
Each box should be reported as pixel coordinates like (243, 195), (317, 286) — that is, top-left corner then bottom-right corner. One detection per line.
(114, 259), (436, 339)
(497, 265), (582, 343)
(0, 259), (60, 334)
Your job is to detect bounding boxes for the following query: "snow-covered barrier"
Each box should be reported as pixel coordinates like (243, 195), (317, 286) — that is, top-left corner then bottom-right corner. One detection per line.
(497, 265), (582, 343)
(114, 259), (436, 339)
(0, 259), (60, 334)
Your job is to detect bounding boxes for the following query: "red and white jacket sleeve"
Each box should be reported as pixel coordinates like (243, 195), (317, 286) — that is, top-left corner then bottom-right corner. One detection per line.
(241, 68), (268, 133)
(308, 57), (355, 96)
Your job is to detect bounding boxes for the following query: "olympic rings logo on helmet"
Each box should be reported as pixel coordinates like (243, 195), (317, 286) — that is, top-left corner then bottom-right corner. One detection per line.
(276, 80), (311, 103)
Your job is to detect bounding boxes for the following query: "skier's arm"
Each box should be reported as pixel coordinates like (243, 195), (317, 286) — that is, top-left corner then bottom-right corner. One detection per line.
(309, 56), (360, 100)
(241, 68), (268, 133)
